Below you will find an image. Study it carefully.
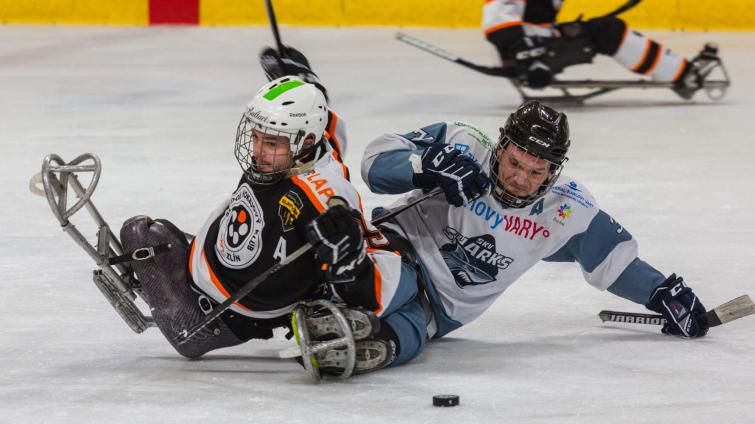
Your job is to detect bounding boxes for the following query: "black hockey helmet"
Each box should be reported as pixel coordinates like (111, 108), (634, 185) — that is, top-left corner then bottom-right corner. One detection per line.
(489, 100), (570, 208)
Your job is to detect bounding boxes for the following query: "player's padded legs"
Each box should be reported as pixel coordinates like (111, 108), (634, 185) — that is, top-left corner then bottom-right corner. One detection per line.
(120, 216), (243, 358)
(582, 16), (626, 56)
(382, 299), (428, 366)
(592, 16), (688, 82)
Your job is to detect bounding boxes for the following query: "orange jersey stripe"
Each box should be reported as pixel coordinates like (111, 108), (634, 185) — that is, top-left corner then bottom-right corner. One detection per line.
(631, 39), (652, 72)
(331, 151), (348, 178)
(188, 238), (196, 277)
(291, 175), (325, 213)
(366, 248), (386, 314)
(484, 20), (523, 36)
(672, 59), (688, 82)
(327, 113), (343, 156)
(643, 44), (663, 75)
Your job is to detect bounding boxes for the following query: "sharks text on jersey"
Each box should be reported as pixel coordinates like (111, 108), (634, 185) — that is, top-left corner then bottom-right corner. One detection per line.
(440, 226), (514, 288)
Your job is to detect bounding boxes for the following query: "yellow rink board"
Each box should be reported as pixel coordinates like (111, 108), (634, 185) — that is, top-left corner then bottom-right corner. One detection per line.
(1, 0), (754, 30)
(0, 0), (147, 25)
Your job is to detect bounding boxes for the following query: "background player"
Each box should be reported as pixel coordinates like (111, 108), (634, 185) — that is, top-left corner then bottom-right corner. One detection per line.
(483, 0), (724, 99)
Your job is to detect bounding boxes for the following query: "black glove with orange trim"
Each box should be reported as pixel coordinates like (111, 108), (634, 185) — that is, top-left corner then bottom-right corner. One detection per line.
(306, 204), (370, 284)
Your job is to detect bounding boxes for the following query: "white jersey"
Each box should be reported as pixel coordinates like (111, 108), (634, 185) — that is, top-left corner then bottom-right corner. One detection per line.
(482, 0), (561, 37)
(362, 121), (665, 336)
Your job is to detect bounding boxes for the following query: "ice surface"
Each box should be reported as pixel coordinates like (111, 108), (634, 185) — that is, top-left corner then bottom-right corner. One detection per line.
(1, 26), (754, 423)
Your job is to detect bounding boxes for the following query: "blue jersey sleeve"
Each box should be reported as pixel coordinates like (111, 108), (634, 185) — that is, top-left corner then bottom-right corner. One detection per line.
(543, 209), (665, 304)
(361, 122), (449, 194)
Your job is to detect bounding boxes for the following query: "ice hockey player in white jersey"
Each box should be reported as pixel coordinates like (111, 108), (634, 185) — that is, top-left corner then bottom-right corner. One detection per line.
(119, 54), (423, 376)
(358, 100), (708, 368)
(483, 0), (723, 99)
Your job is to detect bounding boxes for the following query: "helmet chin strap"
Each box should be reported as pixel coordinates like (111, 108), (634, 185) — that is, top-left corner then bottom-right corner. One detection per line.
(285, 159), (317, 178)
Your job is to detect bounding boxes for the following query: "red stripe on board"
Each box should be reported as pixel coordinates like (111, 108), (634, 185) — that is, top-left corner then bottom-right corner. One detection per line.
(149, 0), (199, 25)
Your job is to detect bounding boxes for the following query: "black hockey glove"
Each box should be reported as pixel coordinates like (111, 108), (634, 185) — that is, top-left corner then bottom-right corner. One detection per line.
(646, 274), (708, 338)
(306, 204), (370, 284)
(412, 144), (490, 207)
(259, 46), (329, 101)
(507, 36), (554, 88)
(507, 30), (596, 88)
(555, 19), (587, 40)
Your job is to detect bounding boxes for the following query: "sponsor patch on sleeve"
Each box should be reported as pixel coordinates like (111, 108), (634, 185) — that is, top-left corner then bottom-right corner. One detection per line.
(278, 191), (303, 232)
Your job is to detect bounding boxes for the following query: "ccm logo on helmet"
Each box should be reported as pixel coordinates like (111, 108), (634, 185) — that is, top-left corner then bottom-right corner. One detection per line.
(528, 135), (550, 148)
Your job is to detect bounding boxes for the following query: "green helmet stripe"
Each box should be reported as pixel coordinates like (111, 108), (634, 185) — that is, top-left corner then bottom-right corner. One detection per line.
(263, 80), (305, 100)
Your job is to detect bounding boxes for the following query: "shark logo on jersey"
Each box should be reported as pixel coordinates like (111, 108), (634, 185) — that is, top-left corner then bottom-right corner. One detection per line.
(440, 227), (514, 288)
(216, 185), (265, 269)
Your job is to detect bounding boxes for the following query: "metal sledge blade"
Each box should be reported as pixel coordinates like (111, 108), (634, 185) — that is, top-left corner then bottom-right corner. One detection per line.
(33, 153), (155, 334)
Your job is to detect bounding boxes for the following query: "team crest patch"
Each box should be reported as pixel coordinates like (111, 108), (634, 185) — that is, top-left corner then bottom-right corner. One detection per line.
(216, 185), (265, 269)
(278, 191), (303, 232)
(439, 226), (514, 288)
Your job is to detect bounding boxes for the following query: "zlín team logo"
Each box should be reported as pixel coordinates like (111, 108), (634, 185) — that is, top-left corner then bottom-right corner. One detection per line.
(216, 185), (265, 269)
(226, 206), (249, 248)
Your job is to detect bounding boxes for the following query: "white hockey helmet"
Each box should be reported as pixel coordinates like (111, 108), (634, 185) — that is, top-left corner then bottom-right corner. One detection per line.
(235, 76), (328, 185)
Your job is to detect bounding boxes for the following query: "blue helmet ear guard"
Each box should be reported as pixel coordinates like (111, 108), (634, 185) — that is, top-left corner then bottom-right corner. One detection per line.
(489, 101), (571, 208)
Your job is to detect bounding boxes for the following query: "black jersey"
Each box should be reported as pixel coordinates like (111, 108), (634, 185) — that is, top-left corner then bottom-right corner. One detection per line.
(189, 123), (401, 320)
(197, 176), (324, 313)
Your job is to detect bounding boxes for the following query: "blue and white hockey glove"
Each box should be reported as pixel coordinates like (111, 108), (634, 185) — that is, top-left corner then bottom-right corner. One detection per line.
(646, 274), (708, 338)
(306, 204), (370, 284)
(412, 144), (490, 207)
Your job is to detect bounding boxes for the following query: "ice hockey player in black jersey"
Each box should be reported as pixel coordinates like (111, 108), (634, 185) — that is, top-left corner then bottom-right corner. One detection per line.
(483, 0), (724, 99)
(118, 52), (422, 377)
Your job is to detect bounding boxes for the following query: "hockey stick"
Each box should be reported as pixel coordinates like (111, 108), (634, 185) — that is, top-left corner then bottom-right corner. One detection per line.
(599, 295), (755, 329)
(602, 0), (643, 18)
(174, 188), (443, 345)
(395, 33), (516, 78)
(264, 0), (286, 56)
(372, 187), (443, 226)
(394, 1), (642, 79)
(396, 33), (730, 102)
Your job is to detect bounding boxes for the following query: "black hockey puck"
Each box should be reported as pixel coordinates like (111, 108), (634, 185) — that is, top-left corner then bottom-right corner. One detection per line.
(433, 394), (460, 407)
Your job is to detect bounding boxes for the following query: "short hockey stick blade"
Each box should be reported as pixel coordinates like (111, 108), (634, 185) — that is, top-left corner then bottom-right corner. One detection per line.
(700, 294), (755, 327)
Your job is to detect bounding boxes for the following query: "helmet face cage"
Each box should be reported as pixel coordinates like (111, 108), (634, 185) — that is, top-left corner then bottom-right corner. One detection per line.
(234, 113), (308, 185)
(489, 136), (567, 208)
